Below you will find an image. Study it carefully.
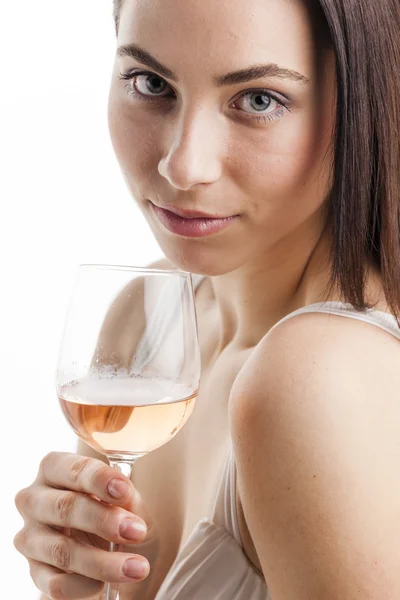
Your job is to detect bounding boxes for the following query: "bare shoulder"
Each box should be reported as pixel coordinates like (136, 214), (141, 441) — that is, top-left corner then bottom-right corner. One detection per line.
(231, 306), (400, 419)
(230, 307), (400, 463)
(230, 309), (400, 455)
(229, 310), (400, 598)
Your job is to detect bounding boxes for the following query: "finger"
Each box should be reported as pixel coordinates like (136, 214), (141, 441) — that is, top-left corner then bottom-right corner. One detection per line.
(19, 523), (150, 584)
(36, 452), (137, 507)
(70, 528), (110, 552)
(28, 558), (104, 600)
(22, 485), (147, 544)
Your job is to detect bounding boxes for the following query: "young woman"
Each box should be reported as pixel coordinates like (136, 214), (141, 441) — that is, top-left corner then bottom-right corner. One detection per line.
(14, 0), (400, 598)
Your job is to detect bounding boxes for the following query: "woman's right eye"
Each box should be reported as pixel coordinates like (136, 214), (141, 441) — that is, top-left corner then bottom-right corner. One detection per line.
(118, 70), (175, 100)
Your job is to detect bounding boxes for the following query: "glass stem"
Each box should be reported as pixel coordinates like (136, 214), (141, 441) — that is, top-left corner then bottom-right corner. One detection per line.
(105, 458), (139, 600)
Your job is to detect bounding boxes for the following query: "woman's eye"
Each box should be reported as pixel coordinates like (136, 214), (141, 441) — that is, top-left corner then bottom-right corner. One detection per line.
(119, 71), (173, 98)
(232, 91), (285, 117)
(134, 73), (172, 96)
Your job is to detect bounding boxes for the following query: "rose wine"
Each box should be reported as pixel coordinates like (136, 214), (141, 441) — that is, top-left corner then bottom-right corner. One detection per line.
(59, 377), (197, 458)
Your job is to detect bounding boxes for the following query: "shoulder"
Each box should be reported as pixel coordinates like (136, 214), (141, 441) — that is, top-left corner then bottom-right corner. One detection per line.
(231, 307), (400, 424)
(230, 308), (400, 451)
(229, 310), (400, 598)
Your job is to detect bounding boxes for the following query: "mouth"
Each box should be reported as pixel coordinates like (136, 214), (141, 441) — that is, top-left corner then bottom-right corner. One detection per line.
(157, 204), (232, 220)
(149, 201), (240, 238)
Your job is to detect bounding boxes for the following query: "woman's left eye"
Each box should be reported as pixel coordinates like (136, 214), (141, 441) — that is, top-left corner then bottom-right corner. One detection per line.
(232, 91), (290, 122)
(118, 70), (290, 123)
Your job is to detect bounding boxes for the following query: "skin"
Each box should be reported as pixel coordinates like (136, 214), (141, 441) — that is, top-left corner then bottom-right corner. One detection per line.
(108, 0), (338, 351)
(15, 0), (400, 598)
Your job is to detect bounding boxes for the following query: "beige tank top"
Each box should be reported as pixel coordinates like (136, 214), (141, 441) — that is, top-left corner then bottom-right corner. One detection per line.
(155, 274), (400, 599)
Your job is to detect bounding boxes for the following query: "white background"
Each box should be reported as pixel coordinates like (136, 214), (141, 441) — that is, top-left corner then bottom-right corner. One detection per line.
(1, 2), (161, 595)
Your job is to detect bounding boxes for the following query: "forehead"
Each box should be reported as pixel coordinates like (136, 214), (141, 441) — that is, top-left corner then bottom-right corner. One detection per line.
(118, 0), (317, 79)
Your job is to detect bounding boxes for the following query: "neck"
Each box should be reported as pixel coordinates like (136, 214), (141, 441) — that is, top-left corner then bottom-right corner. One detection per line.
(209, 222), (333, 352)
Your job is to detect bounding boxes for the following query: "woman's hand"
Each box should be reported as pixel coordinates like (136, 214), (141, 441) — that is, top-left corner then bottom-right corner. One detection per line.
(14, 452), (155, 599)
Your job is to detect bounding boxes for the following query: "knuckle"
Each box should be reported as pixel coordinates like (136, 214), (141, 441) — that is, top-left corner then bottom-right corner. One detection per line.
(40, 451), (58, 473)
(14, 487), (30, 514)
(70, 456), (92, 483)
(90, 464), (111, 490)
(50, 539), (72, 571)
(55, 492), (77, 526)
(14, 486), (33, 516)
(13, 528), (27, 553)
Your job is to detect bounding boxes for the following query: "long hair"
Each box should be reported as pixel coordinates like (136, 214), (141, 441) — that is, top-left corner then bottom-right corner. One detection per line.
(112, 0), (400, 325)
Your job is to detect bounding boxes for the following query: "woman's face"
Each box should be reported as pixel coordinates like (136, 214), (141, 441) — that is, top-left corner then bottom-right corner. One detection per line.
(108, 0), (336, 275)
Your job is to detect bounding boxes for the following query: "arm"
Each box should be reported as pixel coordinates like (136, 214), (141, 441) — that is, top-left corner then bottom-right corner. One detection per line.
(230, 312), (400, 599)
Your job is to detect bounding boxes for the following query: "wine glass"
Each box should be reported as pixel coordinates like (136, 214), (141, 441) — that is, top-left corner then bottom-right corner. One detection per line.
(56, 265), (201, 600)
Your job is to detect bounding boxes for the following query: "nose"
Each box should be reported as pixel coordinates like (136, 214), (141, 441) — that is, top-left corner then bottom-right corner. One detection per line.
(158, 109), (223, 190)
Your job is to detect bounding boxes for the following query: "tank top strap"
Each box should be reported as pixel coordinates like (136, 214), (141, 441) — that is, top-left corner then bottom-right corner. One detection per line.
(226, 441), (242, 545)
(267, 301), (400, 340)
(210, 440), (243, 547)
(190, 279), (400, 340)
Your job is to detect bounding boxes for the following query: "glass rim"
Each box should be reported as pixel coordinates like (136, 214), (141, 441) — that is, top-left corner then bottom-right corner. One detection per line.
(79, 263), (192, 277)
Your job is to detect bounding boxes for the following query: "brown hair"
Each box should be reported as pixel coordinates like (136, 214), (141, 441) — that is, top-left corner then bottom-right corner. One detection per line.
(112, 0), (400, 325)
(113, 0), (122, 35)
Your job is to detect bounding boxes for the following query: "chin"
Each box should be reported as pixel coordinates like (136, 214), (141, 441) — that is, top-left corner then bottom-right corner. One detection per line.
(156, 240), (243, 277)
(139, 200), (248, 276)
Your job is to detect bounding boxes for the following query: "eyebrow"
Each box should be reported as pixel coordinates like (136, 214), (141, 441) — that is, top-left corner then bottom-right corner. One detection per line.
(117, 43), (311, 86)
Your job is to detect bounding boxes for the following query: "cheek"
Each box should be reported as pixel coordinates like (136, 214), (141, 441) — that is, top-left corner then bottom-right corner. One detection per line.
(255, 75), (335, 210)
(233, 104), (333, 218)
(108, 86), (161, 195)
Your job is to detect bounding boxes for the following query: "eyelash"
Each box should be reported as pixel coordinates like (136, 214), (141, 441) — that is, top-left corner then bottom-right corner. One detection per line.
(118, 69), (291, 124)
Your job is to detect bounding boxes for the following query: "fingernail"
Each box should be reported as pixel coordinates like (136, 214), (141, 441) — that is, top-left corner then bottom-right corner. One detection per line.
(123, 558), (149, 579)
(120, 518), (147, 541)
(107, 479), (130, 499)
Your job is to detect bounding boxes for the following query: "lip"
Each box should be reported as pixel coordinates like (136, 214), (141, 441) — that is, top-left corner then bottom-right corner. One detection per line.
(154, 203), (232, 219)
(149, 202), (240, 238)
